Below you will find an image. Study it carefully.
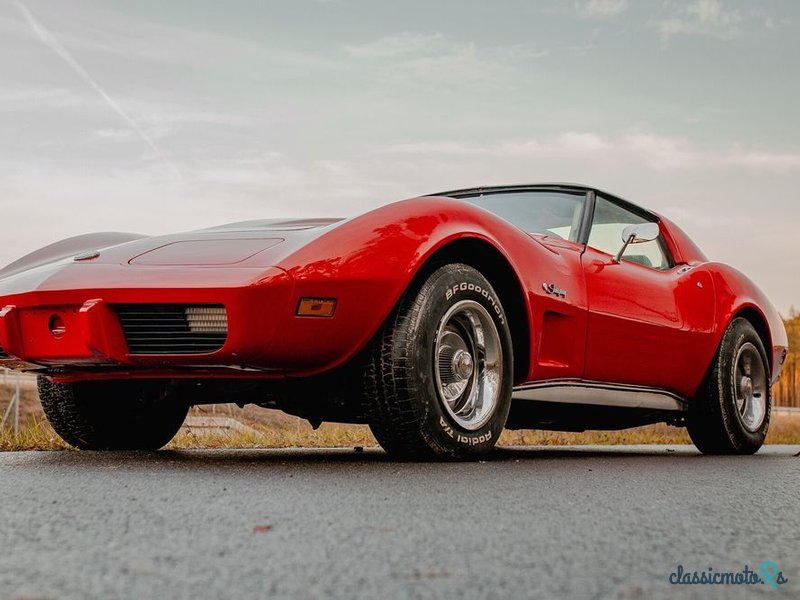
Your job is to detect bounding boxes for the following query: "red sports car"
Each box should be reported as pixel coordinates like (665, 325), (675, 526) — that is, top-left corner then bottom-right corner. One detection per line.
(0, 184), (787, 458)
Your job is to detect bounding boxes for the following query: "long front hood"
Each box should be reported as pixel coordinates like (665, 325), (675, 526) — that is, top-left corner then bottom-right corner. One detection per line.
(0, 217), (346, 297)
(93, 218), (346, 267)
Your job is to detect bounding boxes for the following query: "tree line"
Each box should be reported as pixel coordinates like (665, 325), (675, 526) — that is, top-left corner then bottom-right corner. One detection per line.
(774, 313), (800, 407)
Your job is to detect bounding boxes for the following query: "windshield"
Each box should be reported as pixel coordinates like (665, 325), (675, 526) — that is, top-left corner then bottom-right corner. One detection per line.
(460, 191), (586, 242)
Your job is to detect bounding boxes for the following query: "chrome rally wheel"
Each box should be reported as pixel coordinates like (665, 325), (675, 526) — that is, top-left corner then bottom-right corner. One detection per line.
(734, 342), (767, 433)
(434, 300), (503, 431)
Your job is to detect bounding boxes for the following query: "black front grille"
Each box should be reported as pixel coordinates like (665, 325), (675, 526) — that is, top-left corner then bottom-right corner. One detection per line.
(115, 304), (228, 355)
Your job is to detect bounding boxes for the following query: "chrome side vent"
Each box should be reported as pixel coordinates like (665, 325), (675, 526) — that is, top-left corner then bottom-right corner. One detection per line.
(115, 304), (228, 355)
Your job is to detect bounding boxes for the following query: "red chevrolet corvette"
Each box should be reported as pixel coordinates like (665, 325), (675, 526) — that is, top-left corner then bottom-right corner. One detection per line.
(0, 184), (788, 458)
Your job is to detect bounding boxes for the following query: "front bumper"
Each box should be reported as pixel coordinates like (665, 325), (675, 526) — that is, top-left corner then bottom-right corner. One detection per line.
(0, 267), (295, 374)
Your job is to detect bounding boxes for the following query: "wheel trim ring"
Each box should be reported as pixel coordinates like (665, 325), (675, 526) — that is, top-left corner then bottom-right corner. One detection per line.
(433, 299), (503, 432)
(733, 342), (768, 433)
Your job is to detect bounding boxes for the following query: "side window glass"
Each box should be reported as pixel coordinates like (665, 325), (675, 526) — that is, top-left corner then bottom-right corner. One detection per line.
(588, 196), (672, 270)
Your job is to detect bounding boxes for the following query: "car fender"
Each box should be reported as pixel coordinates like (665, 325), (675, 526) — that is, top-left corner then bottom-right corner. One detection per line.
(706, 263), (788, 385)
(266, 196), (563, 377)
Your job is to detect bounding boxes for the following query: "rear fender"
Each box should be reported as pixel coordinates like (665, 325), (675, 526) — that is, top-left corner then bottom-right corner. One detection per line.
(707, 264), (788, 386)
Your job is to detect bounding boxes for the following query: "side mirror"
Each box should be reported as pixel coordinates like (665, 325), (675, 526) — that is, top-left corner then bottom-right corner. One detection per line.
(613, 222), (660, 264)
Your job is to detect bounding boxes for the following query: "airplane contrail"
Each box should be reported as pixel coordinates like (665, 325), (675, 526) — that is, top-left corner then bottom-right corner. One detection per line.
(14, 1), (181, 178)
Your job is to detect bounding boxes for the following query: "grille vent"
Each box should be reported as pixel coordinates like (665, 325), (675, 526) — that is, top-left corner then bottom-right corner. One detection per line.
(116, 304), (228, 355)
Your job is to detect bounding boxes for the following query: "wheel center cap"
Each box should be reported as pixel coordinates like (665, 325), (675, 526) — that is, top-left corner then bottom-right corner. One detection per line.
(741, 376), (753, 399)
(452, 350), (474, 380)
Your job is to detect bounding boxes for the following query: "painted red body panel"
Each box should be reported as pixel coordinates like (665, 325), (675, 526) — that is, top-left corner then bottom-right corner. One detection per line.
(581, 246), (717, 398)
(0, 193), (788, 401)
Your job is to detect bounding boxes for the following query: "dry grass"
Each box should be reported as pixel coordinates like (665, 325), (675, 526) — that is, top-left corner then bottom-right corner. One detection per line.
(2, 411), (799, 453)
(2, 381), (800, 451)
(169, 415), (800, 450)
(171, 421), (378, 450)
(0, 417), (70, 451)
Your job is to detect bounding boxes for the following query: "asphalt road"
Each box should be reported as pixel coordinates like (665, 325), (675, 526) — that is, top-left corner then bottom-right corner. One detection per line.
(1, 445), (798, 600)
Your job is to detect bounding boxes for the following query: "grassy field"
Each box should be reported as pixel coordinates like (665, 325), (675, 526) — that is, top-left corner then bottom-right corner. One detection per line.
(2, 380), (800, 451)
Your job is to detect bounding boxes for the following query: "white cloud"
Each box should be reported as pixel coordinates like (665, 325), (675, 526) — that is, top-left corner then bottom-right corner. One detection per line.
(655, 0), (743, 40)
(570, 0), (786, 40)
(381, 131), (800, 173)
(621, 133), (800, 171)
(517, 131), (613, 154)
(344, 32), (448, 59)
(345, 32), (548, 62)
(344, 32), (548, 87)
(91, 125), (174, 144)
(577, 0), (629, 19)
(0, 86), (90, 111)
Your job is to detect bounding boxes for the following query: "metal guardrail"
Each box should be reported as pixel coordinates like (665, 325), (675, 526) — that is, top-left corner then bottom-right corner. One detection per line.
(1, 368), (38, 385)
(0, 368), (33, 433)
(1, 369), (37, 433)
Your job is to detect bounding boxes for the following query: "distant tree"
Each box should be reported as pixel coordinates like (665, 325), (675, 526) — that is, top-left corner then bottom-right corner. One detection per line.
(775, 314), (800, 408)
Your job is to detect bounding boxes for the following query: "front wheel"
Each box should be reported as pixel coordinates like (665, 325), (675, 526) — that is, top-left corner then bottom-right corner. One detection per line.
(686, 318), (771, 455)
(38, 378), (189, 450)
(362, 263), (514, 460)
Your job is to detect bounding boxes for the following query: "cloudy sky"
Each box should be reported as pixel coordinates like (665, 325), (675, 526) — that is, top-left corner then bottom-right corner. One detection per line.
(1, 0), (798, 312)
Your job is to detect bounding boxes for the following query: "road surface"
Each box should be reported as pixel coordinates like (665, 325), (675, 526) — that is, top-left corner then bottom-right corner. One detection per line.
(1, 445), (798, 599)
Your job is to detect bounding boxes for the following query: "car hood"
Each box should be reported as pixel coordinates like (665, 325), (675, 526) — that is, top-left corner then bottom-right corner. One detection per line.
(118, 218), (347, 267)
(0, 218), (347, 295)
(1, 218), (345, 271)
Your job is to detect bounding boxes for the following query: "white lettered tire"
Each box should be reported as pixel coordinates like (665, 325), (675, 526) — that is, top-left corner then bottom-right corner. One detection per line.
(362, 263), (513, 459)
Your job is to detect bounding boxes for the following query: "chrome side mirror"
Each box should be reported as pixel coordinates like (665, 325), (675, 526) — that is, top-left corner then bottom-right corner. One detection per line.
(613, 222), (660, 264)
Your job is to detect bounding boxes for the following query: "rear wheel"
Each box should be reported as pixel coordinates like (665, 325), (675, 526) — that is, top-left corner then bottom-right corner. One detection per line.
(38, 378), (189, 450)
(686, 318), (771, 455)
(362, 263), (513, 460)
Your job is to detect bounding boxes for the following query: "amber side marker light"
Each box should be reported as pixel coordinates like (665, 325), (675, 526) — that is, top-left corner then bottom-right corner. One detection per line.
(296, 298), (337, 318)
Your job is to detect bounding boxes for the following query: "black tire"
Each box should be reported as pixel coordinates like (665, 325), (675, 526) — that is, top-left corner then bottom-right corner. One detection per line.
(362, 263), (514, 460)
(38, 378), (189, 450)
(686, 318), (771, 455)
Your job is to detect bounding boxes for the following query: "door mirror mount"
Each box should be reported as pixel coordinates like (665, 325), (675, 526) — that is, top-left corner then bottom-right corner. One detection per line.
(613, 222), (660, 264)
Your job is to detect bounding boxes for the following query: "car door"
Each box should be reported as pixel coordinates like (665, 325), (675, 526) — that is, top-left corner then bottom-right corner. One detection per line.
(581, 194), (706, 394)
